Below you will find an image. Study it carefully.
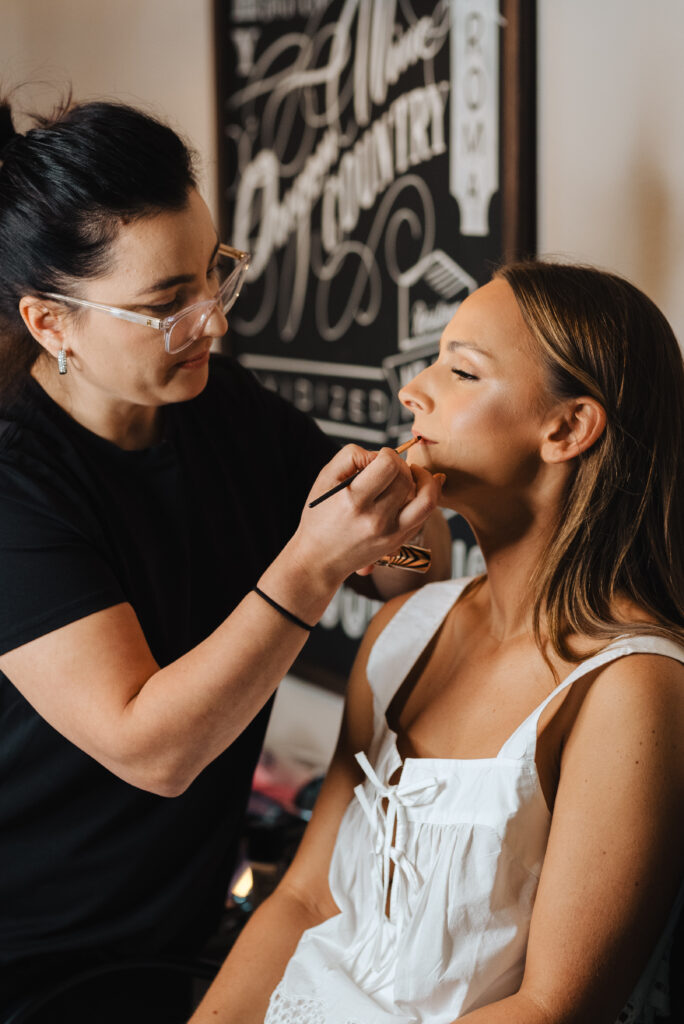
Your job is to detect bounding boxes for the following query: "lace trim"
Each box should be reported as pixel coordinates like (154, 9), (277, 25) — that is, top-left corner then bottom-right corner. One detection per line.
(265, 987), (326, 1024)
(264, 984), (363, 1024)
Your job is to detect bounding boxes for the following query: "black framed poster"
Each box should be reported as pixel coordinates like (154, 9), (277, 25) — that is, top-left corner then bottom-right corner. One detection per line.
(215, 0), (536, 691)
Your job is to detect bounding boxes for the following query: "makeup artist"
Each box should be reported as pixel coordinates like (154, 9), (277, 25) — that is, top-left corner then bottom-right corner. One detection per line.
(0, 97), (447, 1021)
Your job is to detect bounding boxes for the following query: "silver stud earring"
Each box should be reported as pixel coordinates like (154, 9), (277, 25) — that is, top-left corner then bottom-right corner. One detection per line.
(57, 348), (68, 375)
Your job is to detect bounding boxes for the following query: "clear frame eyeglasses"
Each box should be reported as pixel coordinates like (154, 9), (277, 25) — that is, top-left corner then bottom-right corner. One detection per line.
(44, 244), (251, 354)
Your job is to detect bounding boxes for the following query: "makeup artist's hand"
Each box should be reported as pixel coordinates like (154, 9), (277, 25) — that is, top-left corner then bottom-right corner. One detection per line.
(293, 444), (444, 584)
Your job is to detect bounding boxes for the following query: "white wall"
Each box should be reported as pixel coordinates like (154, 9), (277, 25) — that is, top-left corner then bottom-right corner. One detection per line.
(537, 0), (684, 346)
(0, 0), (218, 218)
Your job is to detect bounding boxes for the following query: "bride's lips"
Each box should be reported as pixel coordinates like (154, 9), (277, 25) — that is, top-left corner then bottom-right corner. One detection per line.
(412, 431), (437, 444)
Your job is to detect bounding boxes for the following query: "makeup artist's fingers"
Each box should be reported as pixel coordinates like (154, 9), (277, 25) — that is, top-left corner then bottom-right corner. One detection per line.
(345, 447), (415, 508)
(304, 445), (414, 512)
(295, 445), (436, 582)
(352, 466), (444, 576)
(305, 444), (378, 500)
(394, 464), (445, 536)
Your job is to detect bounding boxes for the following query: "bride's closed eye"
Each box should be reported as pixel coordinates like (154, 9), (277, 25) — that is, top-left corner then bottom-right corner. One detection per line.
(451, 368), (478, 381)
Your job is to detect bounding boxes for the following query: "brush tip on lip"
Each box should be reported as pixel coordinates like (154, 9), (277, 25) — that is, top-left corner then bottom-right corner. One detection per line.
(395, 436), (420, 454)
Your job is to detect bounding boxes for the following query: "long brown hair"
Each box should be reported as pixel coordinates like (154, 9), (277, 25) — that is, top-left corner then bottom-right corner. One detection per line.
(496, 260), (684, 662)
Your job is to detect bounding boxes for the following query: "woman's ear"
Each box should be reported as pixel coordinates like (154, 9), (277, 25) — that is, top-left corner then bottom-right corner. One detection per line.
(18, 297), (69, 357)
(541, 397), (607, 464)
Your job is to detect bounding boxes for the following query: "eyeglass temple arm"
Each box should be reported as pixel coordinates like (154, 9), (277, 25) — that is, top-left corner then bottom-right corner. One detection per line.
(91, 302), (164, 329)
(218, 243), (251, 264)
(43, 293), (164, 329)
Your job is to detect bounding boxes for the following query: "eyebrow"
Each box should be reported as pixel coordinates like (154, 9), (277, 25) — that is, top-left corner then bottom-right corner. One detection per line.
(446, 339), (496, 360)
(135, 239), (221, 297)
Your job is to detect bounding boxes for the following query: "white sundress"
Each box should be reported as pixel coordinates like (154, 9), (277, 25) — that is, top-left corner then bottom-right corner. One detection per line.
(265, 579), (684, 1024)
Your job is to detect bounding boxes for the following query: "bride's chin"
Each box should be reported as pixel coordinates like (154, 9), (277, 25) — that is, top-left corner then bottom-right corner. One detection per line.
(409, 454), (451, 479)
(407, 450), (435, 470)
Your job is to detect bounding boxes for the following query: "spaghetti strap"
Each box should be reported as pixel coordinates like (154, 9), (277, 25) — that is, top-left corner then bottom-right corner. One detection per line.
(366, 578), (473, 716)
(498, 634), (684, 761)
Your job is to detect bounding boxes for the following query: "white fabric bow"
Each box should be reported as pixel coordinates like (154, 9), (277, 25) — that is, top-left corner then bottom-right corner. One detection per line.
(354, 750), (441, 967)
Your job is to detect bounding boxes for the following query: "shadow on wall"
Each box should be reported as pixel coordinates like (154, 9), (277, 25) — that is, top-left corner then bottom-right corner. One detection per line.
(631, 154), (672, 323)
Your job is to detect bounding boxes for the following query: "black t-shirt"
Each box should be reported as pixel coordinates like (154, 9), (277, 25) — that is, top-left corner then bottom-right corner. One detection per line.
(0, 354), (337, 969)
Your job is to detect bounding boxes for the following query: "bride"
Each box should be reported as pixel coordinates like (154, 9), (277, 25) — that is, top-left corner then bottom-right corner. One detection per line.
(191, 260), (684, 1024)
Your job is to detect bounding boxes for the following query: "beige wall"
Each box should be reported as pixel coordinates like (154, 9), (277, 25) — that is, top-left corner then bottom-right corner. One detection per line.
(2, 0), (684, 343)
(538, 0), (684, 346)
(0, 0), (217, 217)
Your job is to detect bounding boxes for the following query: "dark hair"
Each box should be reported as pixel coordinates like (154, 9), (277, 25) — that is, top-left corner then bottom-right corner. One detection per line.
(0, 94), (197, 392)
(495, 260), (684, 662)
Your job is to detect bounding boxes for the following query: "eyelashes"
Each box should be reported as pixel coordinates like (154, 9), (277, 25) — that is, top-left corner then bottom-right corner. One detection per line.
(451, 368), (478, 381)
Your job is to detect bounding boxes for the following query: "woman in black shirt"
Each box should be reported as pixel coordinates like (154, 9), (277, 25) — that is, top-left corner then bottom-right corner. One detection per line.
(0, 96), (446, 1020)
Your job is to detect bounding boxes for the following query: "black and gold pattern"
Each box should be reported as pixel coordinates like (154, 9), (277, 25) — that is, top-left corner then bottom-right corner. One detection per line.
(375, 544), (431, 574)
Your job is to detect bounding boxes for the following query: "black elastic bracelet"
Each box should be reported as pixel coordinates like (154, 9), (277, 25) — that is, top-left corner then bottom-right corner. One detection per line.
(252, 586), (315, 632)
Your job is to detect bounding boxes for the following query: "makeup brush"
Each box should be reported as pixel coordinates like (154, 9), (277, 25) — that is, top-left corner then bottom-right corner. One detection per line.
(308, 436), (421, 508)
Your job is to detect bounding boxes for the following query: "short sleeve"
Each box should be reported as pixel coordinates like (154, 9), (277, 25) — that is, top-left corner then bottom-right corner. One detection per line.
(0, 457), (125, 655)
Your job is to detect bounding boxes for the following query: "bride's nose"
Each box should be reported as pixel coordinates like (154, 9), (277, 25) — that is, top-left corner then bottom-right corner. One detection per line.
(399, 365), (433, 413)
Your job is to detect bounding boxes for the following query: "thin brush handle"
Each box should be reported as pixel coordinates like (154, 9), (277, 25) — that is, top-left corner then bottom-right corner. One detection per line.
(307, 471), (360, 508)
(308, 437), (419, 508)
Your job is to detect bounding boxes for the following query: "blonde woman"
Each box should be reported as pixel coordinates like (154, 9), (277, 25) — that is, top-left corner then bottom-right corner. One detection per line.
(192, 262), (684, 1024)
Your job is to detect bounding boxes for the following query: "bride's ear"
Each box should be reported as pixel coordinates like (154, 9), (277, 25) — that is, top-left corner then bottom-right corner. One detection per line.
(540, 397), (607, 463)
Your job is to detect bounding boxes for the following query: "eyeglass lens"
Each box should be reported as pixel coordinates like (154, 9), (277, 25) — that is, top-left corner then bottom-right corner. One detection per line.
(167, 254), (248, 353)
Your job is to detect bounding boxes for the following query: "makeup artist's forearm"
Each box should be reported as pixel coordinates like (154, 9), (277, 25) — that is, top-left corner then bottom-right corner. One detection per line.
(121, 588), (334, 793)
(189, 888), (326, 1023)
(119, 535), (349, 792)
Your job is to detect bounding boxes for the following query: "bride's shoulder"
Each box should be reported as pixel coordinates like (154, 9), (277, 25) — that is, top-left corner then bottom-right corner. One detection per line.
(561, 633), (684, 770)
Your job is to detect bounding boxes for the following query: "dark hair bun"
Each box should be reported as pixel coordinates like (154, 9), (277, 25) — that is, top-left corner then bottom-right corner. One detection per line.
(0, 95), (197, 393)
(0, 101), (19, 155)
